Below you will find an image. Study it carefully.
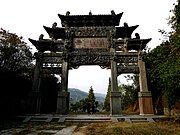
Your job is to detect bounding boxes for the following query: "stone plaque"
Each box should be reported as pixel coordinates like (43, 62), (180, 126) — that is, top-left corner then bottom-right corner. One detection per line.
(73, 38), (108, 48)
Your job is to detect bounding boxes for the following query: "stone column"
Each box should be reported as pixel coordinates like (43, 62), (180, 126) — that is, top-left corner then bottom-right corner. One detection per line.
(138, 52), (154, 115)
(110, 48), (122, 115)
(56, 60), (69, 114)
(29, 52), (42, 114)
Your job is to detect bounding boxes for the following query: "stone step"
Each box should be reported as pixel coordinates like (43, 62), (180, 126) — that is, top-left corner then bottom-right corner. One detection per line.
(23, 116), (54, 122)
(65, 119), (111, 122)
(29, 119), (48, 122)
(64, 117), (112, 123)
(125, 117), (154, 123)
(66, 117), (111, 120)
(130, 118), (147, 121)
(131, 119), (149, 123)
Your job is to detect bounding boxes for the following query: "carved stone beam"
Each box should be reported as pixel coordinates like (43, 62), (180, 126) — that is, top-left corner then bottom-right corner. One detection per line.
(42, 52), (63, 63)
(115, 52), (138, 63)
(117, 64), (139, 75)
(41, 67), (62, 74)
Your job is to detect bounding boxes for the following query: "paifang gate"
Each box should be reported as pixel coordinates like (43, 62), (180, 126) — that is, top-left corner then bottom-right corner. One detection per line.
(29, 10), (154, 115)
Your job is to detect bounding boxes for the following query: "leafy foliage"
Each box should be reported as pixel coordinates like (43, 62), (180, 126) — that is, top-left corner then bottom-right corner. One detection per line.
(70, 87), (101, 113)
(70, 98), (88, 112)
(104, 78), (111, 111)
(0, 28), (33, 117)
(87, 86), (96, 105)
(145, 1), (180, 112)
(0, 28), (33, 74)
(121, 75), (139, 111)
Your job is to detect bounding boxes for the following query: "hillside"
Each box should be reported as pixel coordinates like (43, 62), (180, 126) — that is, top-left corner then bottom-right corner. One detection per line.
(68, 88), (106, 104)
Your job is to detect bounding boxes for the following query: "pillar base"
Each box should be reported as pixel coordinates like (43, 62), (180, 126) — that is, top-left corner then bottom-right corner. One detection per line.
(28, 91), (41, 114)
(138, 91), (154, 115)
(56, 91), (69, 114)
(110, 91), (122, 115)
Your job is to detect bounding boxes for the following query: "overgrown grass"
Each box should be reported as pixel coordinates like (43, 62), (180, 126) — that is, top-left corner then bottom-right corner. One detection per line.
(1, 118), (180, 135)
(81, 122), (180, 135)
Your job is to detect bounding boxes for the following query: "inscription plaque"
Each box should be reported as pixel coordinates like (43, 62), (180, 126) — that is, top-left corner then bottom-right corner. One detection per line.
(73, 38), (108, 48)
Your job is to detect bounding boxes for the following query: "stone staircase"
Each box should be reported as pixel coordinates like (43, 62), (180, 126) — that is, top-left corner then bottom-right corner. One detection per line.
(21, 115), (156, 123)
(21, 115), (112, 123)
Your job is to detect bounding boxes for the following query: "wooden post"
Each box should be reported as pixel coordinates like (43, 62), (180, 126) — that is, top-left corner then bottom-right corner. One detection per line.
(138, 52), (154, 115)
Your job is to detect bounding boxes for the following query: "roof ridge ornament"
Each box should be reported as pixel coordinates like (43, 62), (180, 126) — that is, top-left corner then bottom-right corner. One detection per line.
(135, 33), (140, 39)
(39, 34), (44, 40)
(52, 22), (57, 28)
(89, 10), (92, 15)
(66, 11), (70, 16)
(111, 10), (116, 15)
(124, 22), (129, 28)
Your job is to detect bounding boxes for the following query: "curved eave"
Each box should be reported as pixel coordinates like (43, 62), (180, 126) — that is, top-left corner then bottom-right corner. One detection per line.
(58, 12), (123, 27)
(29, 38), (53, 51)
(127, 38), (151, 50)
(29, 38), (64, 52)
(43, 26), (65, 40)
(115, 38), (152, 51)
(115, 25), (139, 39)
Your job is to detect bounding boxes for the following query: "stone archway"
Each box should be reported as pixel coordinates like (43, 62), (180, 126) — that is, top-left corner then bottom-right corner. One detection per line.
(28, 10), (154, 115)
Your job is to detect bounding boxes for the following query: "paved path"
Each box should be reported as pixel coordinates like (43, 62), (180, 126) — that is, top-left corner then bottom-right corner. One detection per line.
(0, 125), (77, 135)
(55, 125), (77, 135)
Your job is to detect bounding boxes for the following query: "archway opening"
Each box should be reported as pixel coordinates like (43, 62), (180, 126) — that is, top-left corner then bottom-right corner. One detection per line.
(68, 65), (110, 113)
(119, 73), (139, 114)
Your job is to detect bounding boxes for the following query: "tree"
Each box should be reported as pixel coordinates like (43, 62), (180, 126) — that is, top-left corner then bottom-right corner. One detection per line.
(104, 78), (111, 111)
(145, 1), (180, 113)
(121, 75), (139, 112)
(87, 86), (96, 113)
(70, 98), (88, 113)
(0, 28), (33, 75)
(79, 98), (88, 112)
(0, 28), (33, 117)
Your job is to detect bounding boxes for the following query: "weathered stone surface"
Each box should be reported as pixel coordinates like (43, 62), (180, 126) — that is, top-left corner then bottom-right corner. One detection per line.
(56, 91), (70, 114)
(29, 11), (152, 116)
(110, 91), (122, 115)
(138, 91), (154, 115)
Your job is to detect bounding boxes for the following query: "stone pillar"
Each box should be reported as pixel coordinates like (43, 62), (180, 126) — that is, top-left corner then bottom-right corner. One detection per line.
(56, 60), (69, 114)
(138, 53), (154, 115)
(138, 91), (154, 115)
(56, 91), (69, 114)
(28, 91), (41, 114)
(29, 52), (42, 114)
(110, 48), (122, 115)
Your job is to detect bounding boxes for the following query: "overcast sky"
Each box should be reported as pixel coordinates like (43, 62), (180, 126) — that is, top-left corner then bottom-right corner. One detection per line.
(0, 0), (176, 94)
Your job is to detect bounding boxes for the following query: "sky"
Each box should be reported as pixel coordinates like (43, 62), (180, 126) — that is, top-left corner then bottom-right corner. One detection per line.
(0, 0), (176, 94)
